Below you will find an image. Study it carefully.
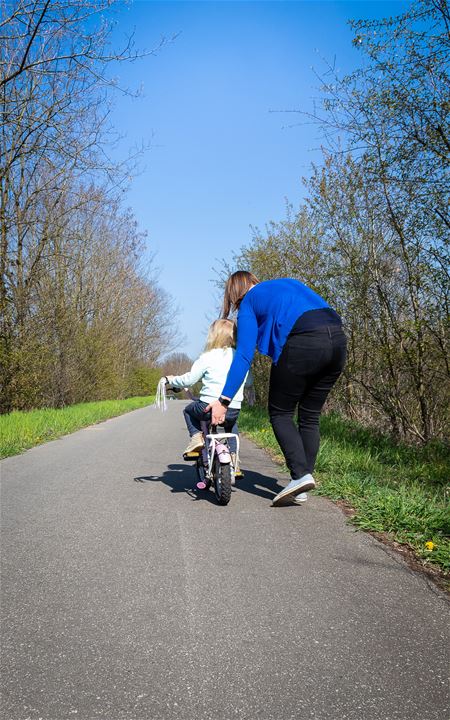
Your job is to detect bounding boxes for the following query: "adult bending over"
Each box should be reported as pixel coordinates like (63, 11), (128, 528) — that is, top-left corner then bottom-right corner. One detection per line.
(206, 271), (347, 506)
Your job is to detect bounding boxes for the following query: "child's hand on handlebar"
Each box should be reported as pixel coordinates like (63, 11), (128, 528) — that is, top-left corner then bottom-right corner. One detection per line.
(163, 376), (183, 394)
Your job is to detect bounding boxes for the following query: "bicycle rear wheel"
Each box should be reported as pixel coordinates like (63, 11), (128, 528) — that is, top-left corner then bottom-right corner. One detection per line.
(213, 458), (232, 505)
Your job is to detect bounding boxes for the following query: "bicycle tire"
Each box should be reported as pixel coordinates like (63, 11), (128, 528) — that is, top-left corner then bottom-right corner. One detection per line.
(213, 457), (232, 505)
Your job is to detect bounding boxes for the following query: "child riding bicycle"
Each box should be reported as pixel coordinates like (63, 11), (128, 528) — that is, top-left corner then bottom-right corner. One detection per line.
(164, 319), (251, 474)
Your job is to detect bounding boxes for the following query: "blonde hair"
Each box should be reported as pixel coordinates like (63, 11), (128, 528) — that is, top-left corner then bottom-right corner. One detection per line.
(205, 319), (237, 351)
(222, 270), (259, 318)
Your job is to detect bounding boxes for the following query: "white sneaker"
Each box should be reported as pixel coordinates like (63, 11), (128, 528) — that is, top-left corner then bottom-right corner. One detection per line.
(293, 492), (308, 504)
(183, 432), (204, 455)
(272, 474), (315, 506)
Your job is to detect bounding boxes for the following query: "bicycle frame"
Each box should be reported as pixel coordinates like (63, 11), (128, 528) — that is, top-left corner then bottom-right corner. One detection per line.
(179, 389), (240, 479)
(195, 421), (238, 502)
(205, 431), (240, 477)
(166, 385), (240, 499)
(197, 418), (237, 475)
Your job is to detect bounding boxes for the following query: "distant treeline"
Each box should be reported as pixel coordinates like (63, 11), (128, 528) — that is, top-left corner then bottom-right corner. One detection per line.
(229, 0), (449, 444)
(0, 2), (175, 413)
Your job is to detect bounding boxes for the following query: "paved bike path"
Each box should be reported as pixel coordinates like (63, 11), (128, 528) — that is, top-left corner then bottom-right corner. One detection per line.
(1, 401), (448, 720)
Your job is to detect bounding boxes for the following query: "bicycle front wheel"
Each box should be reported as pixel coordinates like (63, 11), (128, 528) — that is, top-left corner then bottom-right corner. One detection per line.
(213, 458), (232, 505)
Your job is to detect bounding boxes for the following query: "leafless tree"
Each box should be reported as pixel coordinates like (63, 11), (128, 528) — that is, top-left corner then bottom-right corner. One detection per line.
(0, 1), (176, 411)
(161, 353), (194, 378)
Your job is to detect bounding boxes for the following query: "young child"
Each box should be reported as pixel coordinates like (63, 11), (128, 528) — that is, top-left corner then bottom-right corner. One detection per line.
(164, 319), (251, 470)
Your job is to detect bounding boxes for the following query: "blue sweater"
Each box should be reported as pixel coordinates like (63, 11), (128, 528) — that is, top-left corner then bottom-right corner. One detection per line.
(222, 278), (333, 399)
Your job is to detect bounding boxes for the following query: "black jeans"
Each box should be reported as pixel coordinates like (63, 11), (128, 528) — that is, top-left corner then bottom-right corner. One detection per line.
(183, 400), (240, 453)
(268, 325), (347, 480)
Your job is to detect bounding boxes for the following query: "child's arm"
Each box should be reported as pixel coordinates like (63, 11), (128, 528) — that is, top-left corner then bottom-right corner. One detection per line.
(167, 355), (206, 389)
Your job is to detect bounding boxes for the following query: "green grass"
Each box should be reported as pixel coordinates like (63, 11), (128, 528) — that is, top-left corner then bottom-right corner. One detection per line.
(239, 406), (450, 575)
(0, 396), (155, 459)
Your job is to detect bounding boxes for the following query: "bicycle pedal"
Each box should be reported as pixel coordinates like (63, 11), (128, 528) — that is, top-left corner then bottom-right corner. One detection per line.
(183, 451), (200, 461)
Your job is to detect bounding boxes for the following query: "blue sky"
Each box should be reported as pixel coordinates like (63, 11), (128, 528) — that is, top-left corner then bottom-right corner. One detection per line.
(109, 0), (409, 359)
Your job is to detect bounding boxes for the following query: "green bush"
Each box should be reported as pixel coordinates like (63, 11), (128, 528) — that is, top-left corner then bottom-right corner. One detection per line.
(126, 366), (161, 397)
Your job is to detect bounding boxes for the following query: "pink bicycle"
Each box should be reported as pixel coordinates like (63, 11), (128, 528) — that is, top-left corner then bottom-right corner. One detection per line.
(191, 417), (239, 505)
(165, 385), (239, 506)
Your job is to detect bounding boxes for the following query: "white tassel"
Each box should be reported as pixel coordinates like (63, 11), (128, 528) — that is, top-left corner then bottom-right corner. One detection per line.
(154, 378), (167, 412)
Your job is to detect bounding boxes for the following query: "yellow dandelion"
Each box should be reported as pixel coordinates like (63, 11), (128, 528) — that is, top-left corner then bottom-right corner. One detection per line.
(424, 541), (435, 551)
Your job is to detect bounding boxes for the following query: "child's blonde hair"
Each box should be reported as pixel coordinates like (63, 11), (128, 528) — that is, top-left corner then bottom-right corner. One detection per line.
(205, 319), (236, 351)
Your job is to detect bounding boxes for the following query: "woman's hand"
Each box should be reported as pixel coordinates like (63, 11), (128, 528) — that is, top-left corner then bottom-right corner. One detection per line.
(205, 399), (227, 425)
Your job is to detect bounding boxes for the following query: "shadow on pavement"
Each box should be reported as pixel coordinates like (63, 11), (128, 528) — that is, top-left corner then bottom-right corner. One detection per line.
(134, 463), (285, 503)
(235, 469), (283, 500)
(134, 463), (217, 503)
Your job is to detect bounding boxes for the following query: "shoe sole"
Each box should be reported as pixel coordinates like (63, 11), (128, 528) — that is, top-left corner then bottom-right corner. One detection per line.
(272, 478), (315, 506)
(292, 496), (308, 504)
(183, 450), (202, 460)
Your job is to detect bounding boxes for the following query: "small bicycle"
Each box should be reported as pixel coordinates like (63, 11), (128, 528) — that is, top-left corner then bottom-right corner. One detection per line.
(161, 384), (238, 505)
(154, 379), (240, 506)
(189, 418), (239, 506)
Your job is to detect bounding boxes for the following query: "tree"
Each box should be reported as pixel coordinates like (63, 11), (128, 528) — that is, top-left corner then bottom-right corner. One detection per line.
(161, 353), (193, 377)
(0, 1), (176, 411)
(301, 0), (449, 441)
(227, 1), (449, 441)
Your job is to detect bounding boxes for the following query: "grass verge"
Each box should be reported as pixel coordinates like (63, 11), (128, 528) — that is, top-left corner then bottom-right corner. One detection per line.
(0, 396), (155, 459)
(239, 406), (450, 578)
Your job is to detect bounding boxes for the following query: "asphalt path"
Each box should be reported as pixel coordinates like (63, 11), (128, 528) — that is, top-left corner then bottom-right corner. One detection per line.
(1, 401), (449, 720)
